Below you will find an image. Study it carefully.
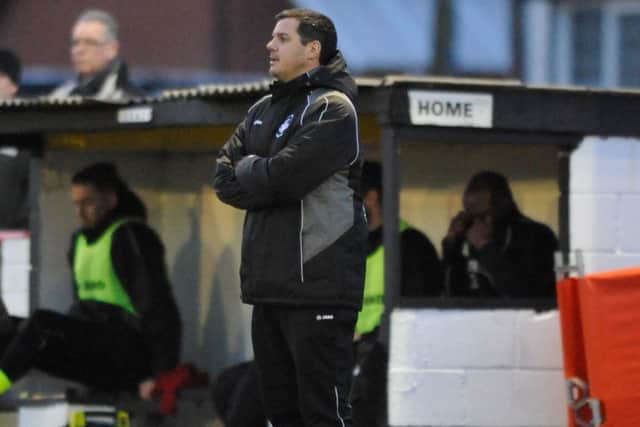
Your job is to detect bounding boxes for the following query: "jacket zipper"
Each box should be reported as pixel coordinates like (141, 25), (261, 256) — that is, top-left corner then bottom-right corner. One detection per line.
(299, 199), (305, 283)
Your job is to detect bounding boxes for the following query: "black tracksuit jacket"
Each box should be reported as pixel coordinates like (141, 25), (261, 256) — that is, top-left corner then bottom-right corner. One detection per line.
(214, 52), (367, 309)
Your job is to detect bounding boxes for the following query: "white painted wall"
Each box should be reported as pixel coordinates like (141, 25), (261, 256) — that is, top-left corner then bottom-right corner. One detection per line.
(389, 309), (566, 427)
(570, 136), (640, 273)
(0, 232), (31, 317)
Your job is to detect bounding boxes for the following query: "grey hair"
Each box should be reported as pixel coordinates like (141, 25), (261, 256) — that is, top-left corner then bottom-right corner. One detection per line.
(75, 9), (119, 41)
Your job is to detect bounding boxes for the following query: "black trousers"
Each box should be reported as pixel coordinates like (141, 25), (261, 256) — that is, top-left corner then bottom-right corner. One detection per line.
(252, 305), (357, 427)
(210, 346), (386, 427)
(211, 361), (266, 427)
(350, 338), (388, 427)
(0, 309), (151, 391)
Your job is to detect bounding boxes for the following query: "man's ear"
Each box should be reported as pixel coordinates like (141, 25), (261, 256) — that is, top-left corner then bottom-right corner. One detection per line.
(107, 39), (119, 61)
(105, 190), (118, 210)
(307, 40), (321, 62)
(364, 189), (381, 209)
(4, 80), (18, 98)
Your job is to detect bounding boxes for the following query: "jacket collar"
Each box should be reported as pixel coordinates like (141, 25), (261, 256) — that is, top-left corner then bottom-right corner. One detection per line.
(269, 71), (313, 103)
(72, 58), (127, 97)
(269, 50), (357, 103)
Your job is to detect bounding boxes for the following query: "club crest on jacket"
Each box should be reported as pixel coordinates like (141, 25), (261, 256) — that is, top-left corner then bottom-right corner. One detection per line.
(276, 114), (295, 138)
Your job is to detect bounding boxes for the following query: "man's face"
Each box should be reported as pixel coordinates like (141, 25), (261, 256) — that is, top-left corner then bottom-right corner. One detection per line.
(0, 74), (17, 99)
(70, 20), (118, 78)
(363, 189), (379, 216)
(364, 189), (382, 230)
(71, 183), (116, 229)
(463, 190), (492, 221)
(266, 18), (318, 82)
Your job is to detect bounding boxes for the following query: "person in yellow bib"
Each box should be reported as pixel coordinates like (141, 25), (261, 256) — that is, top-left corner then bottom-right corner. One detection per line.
(0, 162), (181, 399)
(350, 161), (443, 427)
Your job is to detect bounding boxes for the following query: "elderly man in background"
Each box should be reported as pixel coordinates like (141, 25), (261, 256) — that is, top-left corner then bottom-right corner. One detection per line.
(50, 9), (145, 100)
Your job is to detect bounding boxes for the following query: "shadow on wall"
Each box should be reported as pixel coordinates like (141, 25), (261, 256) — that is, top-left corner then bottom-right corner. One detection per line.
(170, 189), (250, 376)
(171, 204), (202, 370)
(202, 245), (247, 376)
(171, 201), (248, 376)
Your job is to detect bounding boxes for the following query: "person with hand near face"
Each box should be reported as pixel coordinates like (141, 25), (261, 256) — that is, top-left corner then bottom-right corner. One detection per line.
(50, 9), (145, 100)
(442, 171), (558, 298)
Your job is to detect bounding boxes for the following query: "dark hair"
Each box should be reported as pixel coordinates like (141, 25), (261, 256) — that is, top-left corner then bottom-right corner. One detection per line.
(362, 161), (383, 196)
(464, 170), (520, 218)
(72, 162), (121, 192)
(0, 49), (21, 85)
(72, 162), (147, 219)
(275, 8), (337, 65)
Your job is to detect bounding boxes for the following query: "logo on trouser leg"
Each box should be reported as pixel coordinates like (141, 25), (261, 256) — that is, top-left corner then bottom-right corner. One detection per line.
(316, 314), (334, 321)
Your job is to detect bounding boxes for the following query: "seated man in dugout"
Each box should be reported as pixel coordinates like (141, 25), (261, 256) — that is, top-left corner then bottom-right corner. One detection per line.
(0, 162), (181, 399)
(442, 170), (558, 298)
(360, 160), (443, 301)
(351, 160), (443, 426)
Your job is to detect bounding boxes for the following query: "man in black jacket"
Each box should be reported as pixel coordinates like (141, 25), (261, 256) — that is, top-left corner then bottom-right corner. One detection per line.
(0, 163), (181, 398)
(50, 9), (144, 100)
(213, 8), (366, 427)
(442, 170), (558, 298)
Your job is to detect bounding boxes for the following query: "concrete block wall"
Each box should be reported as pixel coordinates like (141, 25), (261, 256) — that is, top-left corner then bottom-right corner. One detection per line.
(0, 231), (31, 317)
(570, 136), (640, 273)
(389, 309), (566, 427)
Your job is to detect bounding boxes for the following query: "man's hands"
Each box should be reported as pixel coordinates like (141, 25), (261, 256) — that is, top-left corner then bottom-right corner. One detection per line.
(445, 211), (468, 241)
(466, 214), (492, 250)
(445, 210), (492, 250)
(139, 378), (156, 400)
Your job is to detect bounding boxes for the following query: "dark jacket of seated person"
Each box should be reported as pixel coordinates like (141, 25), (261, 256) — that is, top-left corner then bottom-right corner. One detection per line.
(358, 161), (443, 335)
(367, 223), (443, 297)
(0, 163), (181, 397)
(442, 171), (558, 298)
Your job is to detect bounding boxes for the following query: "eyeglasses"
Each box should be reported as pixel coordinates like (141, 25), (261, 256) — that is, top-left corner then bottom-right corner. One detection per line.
(71, 38), (110, 48)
